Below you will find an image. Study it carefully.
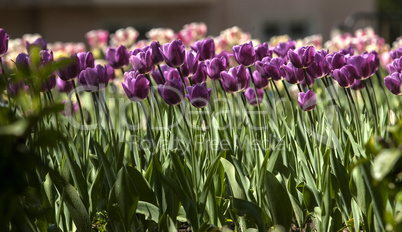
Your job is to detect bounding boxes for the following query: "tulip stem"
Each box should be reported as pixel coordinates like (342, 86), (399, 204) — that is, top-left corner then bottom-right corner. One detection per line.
(248, 67), (263, 136)
(364, 81), (378, 133)
(375, 70), (391, 111)
(346, 88), (362, 142)
(71, 81), (85, 126)
(303, 68), (311, 90)
(157, 64), (166, 84)
(0, 56), (11, 108)
(177, 68), (188, 95)
(270, 79), (286, 113)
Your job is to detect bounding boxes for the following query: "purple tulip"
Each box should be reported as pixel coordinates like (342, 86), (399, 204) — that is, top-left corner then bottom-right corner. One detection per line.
(220, 65), (250, 93)
(351, 79), (365, 90)
(347, 52), (378, 79)
(158, 78), (185, 105)
(79, 64), (109, 92)
(159, 40), (186, 68)
(41, 75), (56, 92)
(62, 100), (79, 116)
(206, 56), (227, 80)
(186, 82), (212, 108)
(384, 72), (402, 95)
(339, 46), (354, 56)
(130, 48), (153, 74)
(253, 70), (269, 89)
(306, 50), (330, 79)
(281, 62), (304, 84)
(122, 71), (150, 102)
(57, 54), (81, 81)
(38, 50), (56, 92)
(149, 41), (164, 65)
(26, 38), (47, 52)
(255, 42), (272, 61)
(332, 66), (355, 88)
(0, 28), (9, 56)
(255, 57), (285, 81)
(233, 41), (256, 67)
(288, 46), (315, 69)
(300, 72), (314, 89)
(273, 40), (296, 58)
(106, 45), (129, 69)
(56, 77), (73, 93)
(244, 87), (264, 106)
(151, 64), (172, 85)
(298, 90), (316, 111)
(326, 52), (346, 70)
(180, 50), (200, 77)
(387, 57), (402, 74)
(77, 52), (95, 72)
(216, 51), (230, 67)
(15, 52), (31, 75)
(390, 47), (402, 60)
(106, 65), (115, 80)
(191, 61), (208, 84)
(191, 38), (215, 61)
(7, 81), (25, 96)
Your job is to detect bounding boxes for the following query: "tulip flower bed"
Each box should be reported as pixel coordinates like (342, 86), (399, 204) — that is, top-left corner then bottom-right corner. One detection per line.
(0, 24), (402, 232)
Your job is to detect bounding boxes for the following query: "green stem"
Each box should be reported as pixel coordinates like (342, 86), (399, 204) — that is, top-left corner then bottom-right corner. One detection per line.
(157, 64), (166, 84)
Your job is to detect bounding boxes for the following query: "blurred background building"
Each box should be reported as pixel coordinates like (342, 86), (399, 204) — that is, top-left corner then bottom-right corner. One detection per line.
(0, 0), (401, 44)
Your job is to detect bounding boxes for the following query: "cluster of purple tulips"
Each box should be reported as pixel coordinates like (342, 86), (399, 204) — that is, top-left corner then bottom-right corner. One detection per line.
(0, 27), (396, 117)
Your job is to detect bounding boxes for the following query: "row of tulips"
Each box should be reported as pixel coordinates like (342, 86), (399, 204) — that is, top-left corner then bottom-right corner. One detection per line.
(1, 24), (401, 232)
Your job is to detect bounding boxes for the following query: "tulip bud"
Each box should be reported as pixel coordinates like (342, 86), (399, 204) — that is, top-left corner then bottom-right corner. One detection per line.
(298, 90), (316, 111)
(191, 38), (215, 61)
(130, 48), (153, 74)
(288, 46), (315, 69)
(220, 65), (250, 93)
(0, 28), (9, 56)
(244, 87), (264, 106)
(233, 41), (256, 67)
(186, 82), (212, 108)
(77, 51), (95, 72)
(384, 72), (402, 95)
(180, 50), (199, 77)
(206, 56), (227, 80)
(78, 65), (109, 92)
(122, 71), (150, 102)
(159, 40), (186, 68)
(57, 54), (81, 81)
(157, 78), (185, 105)
(106, 45), (129, 69)
(56, 77), (74, 93)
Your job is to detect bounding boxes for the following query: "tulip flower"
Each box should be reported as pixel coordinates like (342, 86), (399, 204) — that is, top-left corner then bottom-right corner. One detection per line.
(339, 46), (354, 56)
(186, 82), (212, 108)
(158, 78), (185, 105)
(233, 41), (256, 67)
(332, 66), (355, 88)
(57, 54), (81, 81)
(180, 50), (199, 77)
(255, 57), (284, 81)
(220, 65), (250, 93)
(298, 90), (316, 111)
(7, 81), (26, 96)
(244, 87), (264, 106)
(288, 46), (315, 69)
(306, 50), (330, 79)
(106, 45), (129, 69)
(281, 62), (305, 85)
(206, 56), (227, 80)
(130, 48), (153, 74)
(159, 40), (186, 68)
(390, 47), (402, 60)
(85, 29), (109, 49)
(78, 65), (108, 92)
(255, 42), (272, 61)
(191, 61), (208, 84)
(387, 57), (402, 74)
(77, 51), (95, 72)
(15, 52), (31, 76)
(149, 41), (164, 65)
(191, 38), (215, 61)
(61, 100), (79, 116)
(253, 70), (269, 89)
(56, 77), (73, 93)
(106, 65), (115, 80)
(26, 38), (47, 52)
(152, 64), (172, 84)
(122, 71), (150, 101)
(273, 40), (296, 58)
(347, 52), (378, 79)
(351, 79), (365, 91)
(384, 72), (402, 95)
(0, 28), (9, 56)
(326, 52), (346, 70)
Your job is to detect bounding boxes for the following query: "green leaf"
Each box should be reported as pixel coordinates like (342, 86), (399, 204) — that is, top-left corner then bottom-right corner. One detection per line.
(371, 148), (401, 181)
(265, 171), (292, 232)
(232, 198), (266, 232)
